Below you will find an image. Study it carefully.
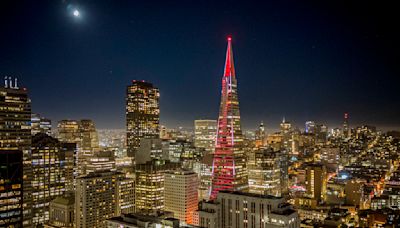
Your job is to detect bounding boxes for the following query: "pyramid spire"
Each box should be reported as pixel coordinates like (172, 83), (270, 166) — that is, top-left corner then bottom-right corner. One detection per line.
(210, 36), (247, 200)
(223, 36), (236, 78)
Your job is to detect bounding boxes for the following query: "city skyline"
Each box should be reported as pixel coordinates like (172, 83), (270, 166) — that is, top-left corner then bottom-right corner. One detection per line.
(2, 2), (400, 227)
(1, 1), (399, 131)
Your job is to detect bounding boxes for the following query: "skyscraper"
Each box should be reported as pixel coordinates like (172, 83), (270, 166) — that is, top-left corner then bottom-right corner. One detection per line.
(61, 142), (77, 192)
(0, 78), (32, 227)
(248, 148), (281, 197)
(134, 160), (179, 214)
(57, 119), (99, 175)
(75, 171), (124, 228)
(279, 118), (292, 196)
(194, 119), (217, 153)
(164, 170), (199, 225)
(79, 119), (99, 157)
(210, 37), (247, 200)
(126, 80), (160, 161)
(305, 163), (327, 203)
(31, 133), (66, 225)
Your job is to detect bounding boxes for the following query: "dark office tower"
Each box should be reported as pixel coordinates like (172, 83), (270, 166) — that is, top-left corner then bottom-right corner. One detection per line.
(343, 112), (349, 138)
(31, 133), (66, 225)
(126, 80), (160, 161)
(210, 37), (247, 200)
(0, 77), (32, 227)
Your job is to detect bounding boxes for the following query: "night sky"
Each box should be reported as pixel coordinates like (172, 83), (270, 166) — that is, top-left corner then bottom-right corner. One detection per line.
(1, 0), (399, 131)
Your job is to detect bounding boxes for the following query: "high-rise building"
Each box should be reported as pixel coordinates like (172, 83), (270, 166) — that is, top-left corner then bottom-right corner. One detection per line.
(0, 78), (33, 227)
(135, 160), (179, 214)
(79, 119), (99, 156)
(0, 150), (23, 227)
(31, 134), (66, 225)
(126, 80), (160, 161)
(194, 119), (217, 153)
(61, 142), (77, 192)
(57, 120), (80, 143)
(164, 170), (198, 225)
(248, 148), (281, 197)
(75, 171), (124, 228)
(116, 177), (135, 215)
(279, 118), (292, 196)
(31, 113), (52, 136)
(57, 119), (99, 175)
(195, 153), (213, 201)
(195, 191), (299, 228)
(210, 37), (248, 200)
(305, 163), (327, 203)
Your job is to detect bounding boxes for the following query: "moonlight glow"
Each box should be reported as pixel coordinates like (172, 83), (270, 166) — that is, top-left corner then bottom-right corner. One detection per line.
(73, 9), (80, 17)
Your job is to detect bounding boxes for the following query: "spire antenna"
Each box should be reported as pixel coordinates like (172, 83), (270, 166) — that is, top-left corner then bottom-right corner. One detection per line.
(223, 36), (235, 78)
(8, 76), (12, 88)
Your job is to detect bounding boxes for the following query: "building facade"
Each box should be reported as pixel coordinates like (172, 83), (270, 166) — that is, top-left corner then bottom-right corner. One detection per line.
(196, 191), (299, 228)
(31, 134), (66, 225)
(135, 160), (179, 214)
(75, 171), (124, 228)
(305, 163), (327, 203)
(164, 170), (198, 225)
(31, 113), (52, 136)
(45, 193), (75, 228)
(79, 119), (99, 157)
(194, 119), (217, 153)
(57, 120), (80, 144)
(57, 119), (99, 175)
(0, 80), (33, 227)
(248, 148), (281, 197)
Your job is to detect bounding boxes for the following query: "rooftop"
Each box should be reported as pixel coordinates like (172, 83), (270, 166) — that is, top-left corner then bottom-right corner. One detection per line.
(218, 190), (283, 200)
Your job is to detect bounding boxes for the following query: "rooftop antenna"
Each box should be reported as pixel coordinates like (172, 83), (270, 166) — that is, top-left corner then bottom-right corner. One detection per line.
(8, 76), (13, 88)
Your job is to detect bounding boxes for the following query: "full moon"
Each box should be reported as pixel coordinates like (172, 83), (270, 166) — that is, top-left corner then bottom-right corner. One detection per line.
(73, 10), (80, 17)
